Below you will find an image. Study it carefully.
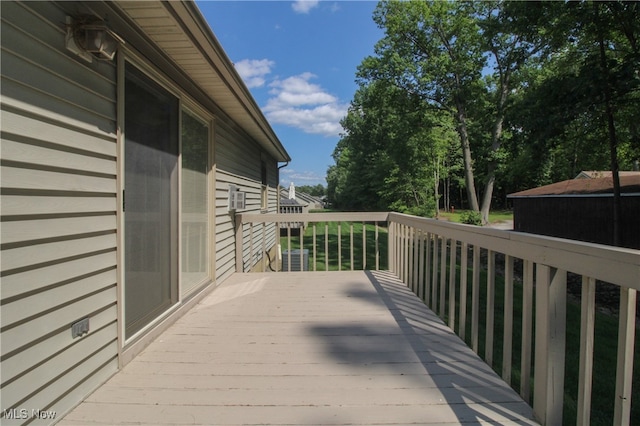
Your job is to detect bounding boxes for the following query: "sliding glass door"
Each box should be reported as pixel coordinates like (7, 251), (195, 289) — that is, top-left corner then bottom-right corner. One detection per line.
(124, 63), (179, 339)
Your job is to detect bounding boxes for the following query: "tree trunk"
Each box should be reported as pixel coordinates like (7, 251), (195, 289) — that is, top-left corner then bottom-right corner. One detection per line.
(456, 103), (480, 212)
(597, 3), (622, 246)
(480, 76), (509, 225)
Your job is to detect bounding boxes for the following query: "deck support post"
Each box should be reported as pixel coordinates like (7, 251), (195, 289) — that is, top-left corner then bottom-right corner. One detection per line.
(614, 287), (637, 425)
(533, 264), (566, 426)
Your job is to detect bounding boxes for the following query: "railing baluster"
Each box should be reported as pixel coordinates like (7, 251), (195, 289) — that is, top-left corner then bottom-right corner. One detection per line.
(459, 242), (468, 340)
(439, 237), (447, 318)
(261, 223), (266, 272)
(614, 287), (637, 425)
(324, 222), (328, 271)
(418, 230), (425, 300)
(448, 239), (457, 330)
(249, 223), (254, 272)
(431, 235), (439, 310)
(399, 225), (404, 282)
(312, 223), (317, 271)
(409, 227), (415, 291)
(486, 250), (495, 366)
(577, 276), (595, 425)
(275, 222), (280, 272)
(471, 246), (480, 353)
(521, 259), (534, 403)
(350, 222), (354, 271)
(362, 221), (366, 270)
(300, 227), (304, 271)
(375, 221), (379, 271)
(338, 222), (342, 271)
(424, 233), (432, 306)
(287, 225), (292, 272)
(502, 255), (514, 385)
(533, 265), (566, 426)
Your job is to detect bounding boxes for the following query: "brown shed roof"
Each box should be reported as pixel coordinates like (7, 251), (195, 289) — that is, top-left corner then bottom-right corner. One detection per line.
(508, 175), (640, 197)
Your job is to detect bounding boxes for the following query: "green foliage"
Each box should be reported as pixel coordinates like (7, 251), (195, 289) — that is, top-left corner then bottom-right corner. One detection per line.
(459, 210), (482, 226)
(329, 1), (640, 219)
(327, 79), (451, 214)
(295, 184), (326, 197)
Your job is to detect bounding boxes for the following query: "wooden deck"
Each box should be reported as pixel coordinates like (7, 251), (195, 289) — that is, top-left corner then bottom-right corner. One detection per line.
(61, 271), (538, 425)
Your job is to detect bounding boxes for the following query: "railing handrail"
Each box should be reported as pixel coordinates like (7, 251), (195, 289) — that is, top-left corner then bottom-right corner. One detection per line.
(238, 212), (390, 223)
(388, 212), (640, 291)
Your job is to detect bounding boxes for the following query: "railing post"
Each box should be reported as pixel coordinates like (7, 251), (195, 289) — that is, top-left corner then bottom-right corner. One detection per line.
(614, 287), (637, 425)
(235, 213), (243, 272)
(387, 221), (394, 274)
(577, 276), (595, 425)
(502, 255), (514, 385)
(533, 264), (566, 426)
(485, 250), (495, 366)
(521, 260), (534, 403)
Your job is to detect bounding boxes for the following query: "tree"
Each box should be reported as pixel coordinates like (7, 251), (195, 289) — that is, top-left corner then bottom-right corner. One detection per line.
(504, 1), (640, 244)
(357, 1), (549, 223)
(296, 184), (326, 197)
(359, 1), (484, 214)
(327, 79), (455, 215)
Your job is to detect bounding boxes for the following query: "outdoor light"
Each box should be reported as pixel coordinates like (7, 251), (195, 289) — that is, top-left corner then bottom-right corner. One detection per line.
(66, 16), (124, 62)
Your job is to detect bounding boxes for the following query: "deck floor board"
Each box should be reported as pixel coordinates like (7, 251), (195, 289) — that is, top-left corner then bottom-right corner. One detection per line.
(60, 271), (537, 425)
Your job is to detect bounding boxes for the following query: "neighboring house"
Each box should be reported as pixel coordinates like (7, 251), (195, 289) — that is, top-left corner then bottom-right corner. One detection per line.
(575, 170), (640, 179)
(508, 175), (640, 249)
(279, 183), (307, 233)
(278, 186), (324, 211)
(295, 191), (325, 210)
(0, 1), (290, 423)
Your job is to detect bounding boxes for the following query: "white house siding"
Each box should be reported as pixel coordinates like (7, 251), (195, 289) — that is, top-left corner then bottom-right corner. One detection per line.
(215, 120), (279, 281)
(1, 1), (118, 424)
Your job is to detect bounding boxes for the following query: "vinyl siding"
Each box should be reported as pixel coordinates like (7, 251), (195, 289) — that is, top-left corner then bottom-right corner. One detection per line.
(1, 2), (118, 424)
(214, 120), (279, 281)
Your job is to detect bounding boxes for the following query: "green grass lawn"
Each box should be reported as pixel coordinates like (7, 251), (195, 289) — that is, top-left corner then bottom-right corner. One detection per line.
(280, 221), (388, 271)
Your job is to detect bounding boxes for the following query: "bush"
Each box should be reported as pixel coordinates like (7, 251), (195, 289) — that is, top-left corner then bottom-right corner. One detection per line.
(460, 210), (482, 225)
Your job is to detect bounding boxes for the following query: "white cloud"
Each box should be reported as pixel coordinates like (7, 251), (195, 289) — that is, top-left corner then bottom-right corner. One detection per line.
(292, 0), (319, 14)
(264, 73), (348, 137)
(235, 59), (275, 88)
(280, 169), (326, 184)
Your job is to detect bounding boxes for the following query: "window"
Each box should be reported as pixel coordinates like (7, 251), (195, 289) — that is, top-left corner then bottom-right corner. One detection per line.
(181, 110), (210, 296)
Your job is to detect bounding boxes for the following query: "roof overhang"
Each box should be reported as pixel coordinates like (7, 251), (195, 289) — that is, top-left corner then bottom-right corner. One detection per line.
(110, 1), (290, 162)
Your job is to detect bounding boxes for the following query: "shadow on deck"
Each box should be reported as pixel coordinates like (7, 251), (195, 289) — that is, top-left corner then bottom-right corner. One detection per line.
(61, 271), (537, 425)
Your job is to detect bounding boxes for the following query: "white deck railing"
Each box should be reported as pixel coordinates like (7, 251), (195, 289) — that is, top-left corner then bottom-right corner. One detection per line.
(236, 211), (639, 426)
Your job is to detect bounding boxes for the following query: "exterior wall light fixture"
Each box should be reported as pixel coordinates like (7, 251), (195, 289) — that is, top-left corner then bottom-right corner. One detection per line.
(66, 16), (125, 62)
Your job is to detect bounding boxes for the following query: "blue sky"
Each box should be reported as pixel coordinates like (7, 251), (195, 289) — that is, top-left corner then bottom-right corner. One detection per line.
(196, 1), (384, 187)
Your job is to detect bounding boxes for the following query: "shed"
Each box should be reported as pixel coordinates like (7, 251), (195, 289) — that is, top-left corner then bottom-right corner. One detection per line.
(0, 1), (290, 422)
(508, 176), (640, 249)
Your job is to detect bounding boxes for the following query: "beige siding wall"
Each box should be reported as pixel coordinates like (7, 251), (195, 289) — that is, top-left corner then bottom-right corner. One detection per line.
(1, 2), (118, 424)
(215, 120), (279, 281)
